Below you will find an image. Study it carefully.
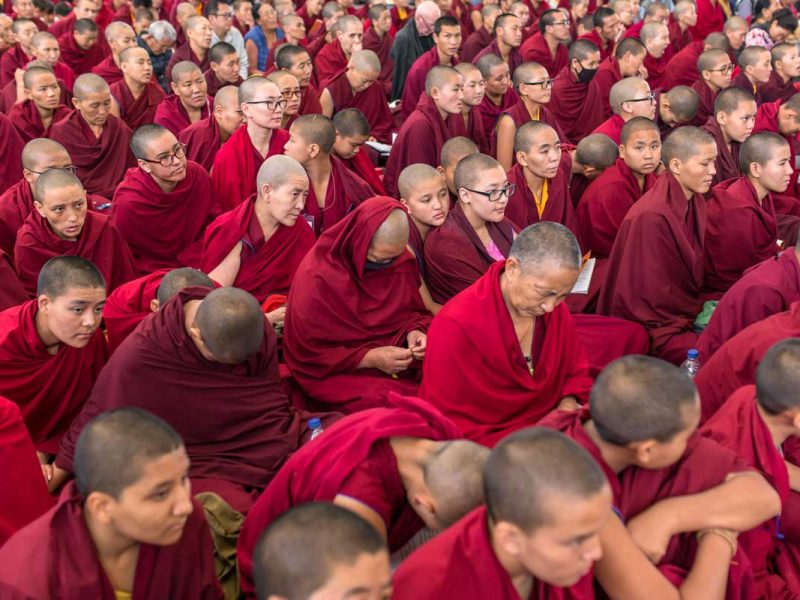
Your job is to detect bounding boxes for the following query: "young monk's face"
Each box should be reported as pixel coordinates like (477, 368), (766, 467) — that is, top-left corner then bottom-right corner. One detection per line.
(32, 37), (61, 66)
(717, 99), (756, 143)
(703, 58), (734, 90)
(73, 0), (100, 20)
(778, 48), (800, 78)
(37, 285), (105, 347)
(671, 142), (718, 195)
(619, 129), (661, 176)
(434, 25), (462, 59)
(517, 128), (561, 180)
(274, 74), (301, 116)
(283, 128), (315, 164)
(373, 9), (392, 35)
(747, 51), (773, 84)
(308, 550), (392, 600)
(121, 49), (154, 85)
(212, 53), (241, 83)
(262, 174), (309, 227)
(778, 105), (800, 136)
(432, 76), (464, 116)
(459, 69), (485, 108)
(74, 30), (99, 50)
(333, 132), (368, 159)
(485, 63), (511, 97)
(138, 132), (189, 183)
(34, 184), (87, 240)
(73, 89), (112, 128)
(503, 259), (578, 318)
(14, 22), (38, 49)
(644, 25), (670, 59)
(401, 175), (450, 227)
(519, 67), (552, 105)
(109, 27), (137, 56)
(459, 166), (510, 224)
(171, 69), (208, 108)
(284, 52), (313, 88)
(753, 143), (793, 194)
(25, 72), (60, 110)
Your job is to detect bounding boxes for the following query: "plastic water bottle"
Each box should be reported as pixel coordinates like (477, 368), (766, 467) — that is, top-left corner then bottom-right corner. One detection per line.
(680, 349), (701, 379)
(308, 417), (324, 440)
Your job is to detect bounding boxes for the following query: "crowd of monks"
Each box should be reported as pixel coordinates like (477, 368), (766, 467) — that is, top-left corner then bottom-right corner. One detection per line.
(3, 0), (800, 596)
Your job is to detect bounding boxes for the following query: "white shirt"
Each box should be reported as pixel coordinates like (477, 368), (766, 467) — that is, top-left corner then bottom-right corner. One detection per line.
(212, 27), (249, 78)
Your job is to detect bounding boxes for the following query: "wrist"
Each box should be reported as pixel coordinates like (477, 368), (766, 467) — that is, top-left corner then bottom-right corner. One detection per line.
(697, 528), (738, 558)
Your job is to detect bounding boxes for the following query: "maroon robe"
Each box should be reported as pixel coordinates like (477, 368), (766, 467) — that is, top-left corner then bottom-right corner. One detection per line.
(520, 32), (568, 77)
(662, 39), (704, 90)
(57, 32), (105, 75)
(203, 68), (242, 97)
(643, 51), (668, 90)
(0, 44), (32, 87)
(109, 78), (166, 130)
(283, 197), (433, 413)
(761, 70), (796, 104)
(238, 395), (461, 596)
(0, 250), (26, 310)
(313, 38), (348, 83)
(592, 113), (625, 144)
(575, 56), (622, 139)
(90, 54), (124, 84)
(690, 79), (718, 125)
(689, 0), (726, 41)
(321, 68), (393, 143)
(474, 40), (523, 75)
(111, 162), (218, 273)
(7, 99), (70, 141)
(14, 210), (137, 296)
(494, 97), (565, 154)
(578, 29), (612, 60)
(362, 25), (393, 97)
(701, 116), (741, 186)
(668, 22), (692, 58)
(461, 27), (492, 63)
(551, 65), (590, 144)
(102, 268), (168, 353)
(0, 113), (24, 193)
(297, 82), (323, 117)
(731, 71), (762, 105)
(476, 88), (517, 148)
(210, 125), (290, 212)
(49, 13), (77, 40)
(0, 482), (223, 600)
(754, 99), (800, 199)
(505, 160), (577, 234)
(340, 149), (387, 195)
(178, 114), (227, 171)
(153, 93), (211, 136)
(164, 42), (210, 82)
(0, 299), (108, 454)
(401, 46), (457, 119)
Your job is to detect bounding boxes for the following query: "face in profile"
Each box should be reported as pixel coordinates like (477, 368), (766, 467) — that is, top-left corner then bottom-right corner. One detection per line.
(306, 551), (393, 600)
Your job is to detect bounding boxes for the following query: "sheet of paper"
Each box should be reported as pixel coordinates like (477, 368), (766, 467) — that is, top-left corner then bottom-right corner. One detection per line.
(569, 257), (596, 295)
(366, 140), (392, 154)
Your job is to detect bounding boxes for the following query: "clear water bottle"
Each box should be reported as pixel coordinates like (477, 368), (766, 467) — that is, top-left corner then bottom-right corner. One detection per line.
(308, 417), (324, 440)
(680, 349), (701, 379)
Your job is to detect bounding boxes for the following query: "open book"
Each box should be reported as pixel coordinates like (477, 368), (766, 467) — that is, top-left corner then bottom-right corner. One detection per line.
(569, 257), (596, 295)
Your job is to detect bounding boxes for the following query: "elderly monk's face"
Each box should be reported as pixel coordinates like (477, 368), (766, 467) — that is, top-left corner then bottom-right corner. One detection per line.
(122, 49), (154, 84)
(619, 129), (661, 176)
(212, 52), (241, 83)
(284, 52), (313, 88)
(32, 38), (61, 66)
(37, 285), (105, 348)
(262, 173), (309, 227)
(704, 58), (734, 90)
(73, 89), (112, 128)
(346, 67), (379, 94)
(671, 142), (718, 195)
(459, 166), (509, 223)
(517, 128), (561, 180)
(755, 143), (793, 194)
(402, 176), (450, 227)
(486, 63), (511, 96)
(718, 100), (756, 143)
(257, 3), (279, 30)
(333, 132), (368, 159)
(26, 72), (60, 110)
(74, 29), (99, 50)
(432, 76), (464, 116)
(110, 28), (137, 56)
(139, 132), (189, 183)
(35, 184), (87, 240)
(283, 128), (315, 164)
(188, 18), (214, 49)
(504, 259), (578, 317)
(338, 22), (364, 56)
(460, 70), (485, 107)
(306, 551), (392, 600)
(23, 152), (72, 186)
(519, 67), (552, 105)
(172, 69), (208, 108)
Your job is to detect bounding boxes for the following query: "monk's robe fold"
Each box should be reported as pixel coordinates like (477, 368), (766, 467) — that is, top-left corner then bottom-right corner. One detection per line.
(643, 52), (668, 90)
(90, 54), (124, 84)
(698, 250), (800, 361)
(505, 158), (577, 235)
(320, 68), (393, 143)
(203, 69), (242, 98)
(103, 268), (168, 353)
(0, 45), (31, 86)
(392, 506), (595, 600)
(474, 41), (523, 74)
(761, 71), (796, 104)
(0, 481), (223, 600)
(475, 88), (518, 148)
(520, 32), (568, 77)
(704, 177), (781, 294)
(690, 80), (717, 125)
(14, 210), (137, 295)
(211, 126), (290, 212)
(7, 99), (70, 141)
(695, 302), (800, 422)
(48, 110), (136, 199)
(551, 65), (590, 144)
(341, 149), (386, 195)
(592, 113), (625, 144)
(297, 82), (323, 118)
(50, 14), (79, 42)
(57, 287), (325, 514)
(574, 57), (622, 140)
(578, 30), (611, 60)
(731, 72), (762, 105)
(109, 78), (166, 130)
(598, 172), (707, 364)
(362, 26), (393, 97)
(284, 197), (433, 413)
(400, 46), (456, 119)
(0, 300), (108, 454)
(662, 40), (703, 90)
(0, 113), (24, 194)
(755, 100), (800, 199)
(448, 106), (490, 154)
(178, 114), (227, 171)
(154, 93), (211, 136)
(0, 250), (26, 310)
(493, 98), (565, 157)
(461, 27), (492, 63)
(701, 116), (741, 186)
(313, 39), (348, 84)
(111, 162), (218, 273)
(165, 43), (211, 83)
(237, 394), (461, 596)
(420, 260), (592, 447)
(302, 155), (374, 237)
(201, 193), (315, 301)
(57, 32), (105, 75)
(701, 385), (798, 598)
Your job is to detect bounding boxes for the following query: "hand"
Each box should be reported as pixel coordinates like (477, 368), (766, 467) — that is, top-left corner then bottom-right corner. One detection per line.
(266, 306), (286, 327)
(407, 330), (427, 360)
(638, 64), (649, 79)
(37, 451), (53, 484)
(47, 464), (70, 494)
(14, 68), (24, 87)
(626, 504), (676, 564)
(366, 346), (414, 375)
(557, 396), (582, 411)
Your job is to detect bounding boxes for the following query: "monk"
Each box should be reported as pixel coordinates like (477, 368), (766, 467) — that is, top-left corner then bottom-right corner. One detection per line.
(265, 70), (302, 130)
(692, 49), (734, 125)
(705, 132), (792, 296)
(331, 108), (386, 195)
(204, 41), (242, 97)
(550, 38), (600, 144)
(7, 65), (70, 141)
(638, 22), (670, 90)
(48, 73), (136, 199)
(28, 31), (75, 91)
(520, 9), (570, 77)
(461, 4), (500, 63)
(58, 18), (105, 77)
(313, 15), (363, 83)
(753, 95), (800, 199)
(473, 13), (523, 74)
(598, 127), (717, 364)
(592, 76), (656, 144)
(762, 43), (800, 104)
(211, 76), (289, 211)
(0, 408), (223, 598)
(384, 65), (464, 197)
(474, 54), (517, 148)
(112, 124), (218, 274)
(238, 395), (489, 596)
(362, 3), (393, 97)
(579, 6), (620, 61)
(179, 85), (243, 171)
(49, 0), (101, 41)
(393, 428), (612, 598)
(284, 198), (433, 412)
(0, 18), (37, 86)
(319, 50), (392, 144)
(109, 46), (166, 129)
(389, 0), (439, 100)
(0, 256), (108, 455)
(732, 46), (771, 106)
(165, 15), (213, 82)
(56, 286), (328, 514)
(701, 87), (756, 186)
(0, 250), (26, 310)
(452, 62), (490, 154)
(154, 61), (211, 135)
(275, 44), (323, 119)
(437, 135), (479, 196)
(90, 21), (136, 85)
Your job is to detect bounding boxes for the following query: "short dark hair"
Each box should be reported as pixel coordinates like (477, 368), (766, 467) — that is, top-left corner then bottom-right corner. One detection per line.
(37, 255), (106, 298)
(434, 14), (460, 35)
(275, 43), (308, 70)
(204, 0), (231, 17)
(756, 339), (800, 415)
(614, 37), (645, 60)
(539, 8), (562, 34)
(593, 6), (615, 28)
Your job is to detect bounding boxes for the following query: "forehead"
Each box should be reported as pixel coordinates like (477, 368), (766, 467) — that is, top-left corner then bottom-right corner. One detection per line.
(438, 24), (461, 34)
(687, 142), (718, 160)
(408, 175), (446, 196)
(50, 285), (106, 302)
(275, 173), (309, 188)
(145, 131), (180, 152)
(489, 64), (509, 78)
(538, 487), (611, 531)
(32, 150), (71, 168)
(477, 165), (507, 183)
(625, 128), (660, 143)
(124, 48), (149, 61)
(287, 52), (311, 66)
(28, 72), (57, 85)
(730, 99), (757, 113)
(526, 127), (559, 146)
(176, 69), (203, 83)
(524, 65), (548, 79)
(461, 69), (482, 82)
(274, 73), (298, 86)
(78, 89), (111, 101)
(42, 183), (86, 202)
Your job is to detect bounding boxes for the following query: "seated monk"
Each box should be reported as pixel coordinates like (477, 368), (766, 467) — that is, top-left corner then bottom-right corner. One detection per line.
(0, 18), (37, 87)
(362, 4), (393, 97)
(598, 127), (718, 365)
(474, 54), (517, 148)
(0, 408), (223, 598)
(275, 44), (323, 120)
(578, 6), (618, 60)
(28, 31), (76, 92)
(495, 61), (565, 171)
(701, 87), (757, 187)
(109, 46), (167, 130)
(90, 21), (137, 85)
(154, 61), (211, 136)
(655, 85), (700, 138)
(452, 63), (490, 155)
(103, 267), (214, 353)
(253, 503), (391, 600)
(762, 43), (800, 104)
(705, 132), (792, 294)
(0, 113), (24, 195)
(319, 49), (393, 144)
(0, 256), (108, 455)
(15, 169), (136, 295)
(238, 395), (489, 596)
(592, 76), (656, 145)
(55, 286), (330, 514)
(691, 49), (733, 125)
(384, 65), (464, 197)
(58, 18), (105, 77)
(437, 135), (479, 197)
(461, 4), (500, 63)
(266, 70), (302, 130)
(392, 428), (612, 599)
(112, 124), (219, 273)
(201, 155), (315, 321)
(473, 13), (524, 75)
(283, 114), (373, 236)
(204, 41), (242, 97)
(48, 73), (136, 199)
(639, 21), (670, 90)
(698, 244), (800, 361)
(566, 133), (620, 210)
(7, 64), (70, 141)
(550, 39), (601, 144)
(331, 108), (386, 195)
(283, 198), (433, 413)
(731, 46), (771, 106)
(165, 15), (213, 82)
(179, 86), (243, 171)
(313, 15), (364, 86)
(265, 15), (307, 72)
(211, 76), (289, 211)
(519, 9), (570, 77)
(753, 94), (800, 199)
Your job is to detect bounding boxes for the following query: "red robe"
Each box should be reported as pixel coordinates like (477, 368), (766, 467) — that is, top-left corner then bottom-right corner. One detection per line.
(520, 32), (568, 78)
(691, 79), (718, 125)
(421, 260), (592, 447)
(474, 40), (523, 75)
(297, 82), (323, 117)
(0, 113), (24, 193)
(0, 250), (26, 310)
(109, 78), (166, 130)
(237, 395), (461, 596)
(283, 197), (433, 413)
(201, 194), (315, 301)
(754, 99), (800, 199)
(697, 250), (800, 361)
(49, 13), (78, 40)
(551, 65), (590, 144)
(321, 68), (393, 143)
(203, 68), (242, 98)
(0, 482), (223, 600)
(90, 54), (124, 85)
(662, 40), (704, 90)
(14, 210), (137, 296)
(111, 162), (218, 273)
(0, 300), (108, 454)
(575, 56), (622, 139)
(57, 286), (325, 514)
(303, 156), (374, 237)
(689, 0), (726, 41)
(476, 89), (518, 148)
(7, 100), (70, 142)
(313, 38), (348, 84)
(362, 25), (393, 98)
(153, 93), (211, 136)
(401, 46), (456, 119)
(643, 51), (669, 91)
(579, 30), (612, 60)
(461, 27), (492, 64)
(494, 98), (565, 156)
(178, 115), (228, 172)
(761, 70), (796, 104)
(164, 42), (210, 82)
(591, 113), (625, 144)
(210, 126), (290, 212)
(341, 149), (387, 195)
(701, 116), (741, 186)
(57, 32), (105, 75)
(102, 268), (169, 353)
(505, 160), (577, 234)
(668, 22), (692, 58)
(0, 44), (31, 87)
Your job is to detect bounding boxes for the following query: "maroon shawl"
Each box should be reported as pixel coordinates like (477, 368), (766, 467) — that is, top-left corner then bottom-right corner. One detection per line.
(0, 113), (24, 194)
(550, 65), (590, 144)
(520, 32), (568, 77)
(505, 159), (576, 235)
(178, 114), (227, 171)
(701, 116), (742, 186)
(154, 93), (211, 136)
(57, 31), (105, 75)
(321, 68), (393, 143)
(7, 99), (70, 141)
(303, 156), (374, 237)
(109, 78), (166, 130)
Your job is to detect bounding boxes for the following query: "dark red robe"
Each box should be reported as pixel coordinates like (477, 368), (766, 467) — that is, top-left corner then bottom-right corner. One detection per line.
(313, 38), (348, 83)
(701, 116), (742, 186)
(474, 40), (523, 75)
(1, 75), (70, 115)
(340, 149), (386, 195)
(578, 29), (612, 60)
(494, 97), (565, 155)
(689, 0), (726, 41)
(7, 100), (70, 141)
(0, 482), (223, 600)
(761, 70), (796, 104)
(0, 112), (24, 193)
(0, 44), (32, 87)
(57, 32), (105, 75)
(178, 114), (228, 172)
(520, 32), (568, 78)
(754, 99), (800, 199)
(237, 395), (462, 596)
(690, 79), (718, 125)
(592, 113), (625, 144)
(476, 89), (518, 148)
(505, 160), (577, 235)
(0, 300), (108, 454)
(153, 93), (211, 136)
(102, 268), (168, 353)
(575, 56), (622, 139)
(302, 156), (374, 237)
(401, 46), (456, 119)
(362, 25), (393, 97)
(297, 82), (323, 117)
(643, 51), (669, 91)
(0, 250), (26, 310)
(662, 40), (704, 90)
(283, 197), (433, 413)
(109, 78), (166, 130)
(202, 68), (242, 98)
(90, 54), (124, 85)
(320, 68), (393, 143)
(460, 27), (492, 63)
(164, 42), (210, 83)
(550, 65), (590, 144)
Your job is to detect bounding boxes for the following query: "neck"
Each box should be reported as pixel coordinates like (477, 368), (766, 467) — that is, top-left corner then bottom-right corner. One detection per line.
(150, 169), (178, 193)
(497, 38), (511, 60)
(254, 193), (280, 238)
(487, 90), (503, 104)
(20, 44), (32, 57)
(188, 40), (206, 59)
(306, 154), (332, 183)
(630, 168), (646, 190)
(84, 511), (140, 563)
(436, 103), (453, 121)
(34, 309), (60, 349)
(544, 33), (558, 53)
(489, 524), (534, 599)
(521, 95), (541, 114)
(183, 298), (201, 338)
(523, 166), (546, 193)
(583, 420), (632, 474)
(705, 78), (721, 93)
(112, 52), (121, 67)
(750, 175), (770, 203)
(35, 103), (54, 119)
(410, 214), (431, 239)
(436, 47), (452, 64)
(756, 404), (795, 447)
(125, 74), (146, 95)
(389, 437), (437, 499)
(246, 121), (274, 152)
(82, 113), (104, 137)
(777, 68), (790, 84)
(372, 25), (384, 38)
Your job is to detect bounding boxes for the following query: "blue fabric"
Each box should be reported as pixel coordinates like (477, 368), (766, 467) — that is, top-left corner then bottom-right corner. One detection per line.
(244, 25), (268, 71)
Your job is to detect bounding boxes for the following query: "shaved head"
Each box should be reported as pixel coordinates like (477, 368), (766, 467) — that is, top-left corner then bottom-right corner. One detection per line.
(398, 163), (444, 198)
(119, 46), (148, 64)
(440, 136), (478, 170)
(424, 440), (490, 527)
(739, 131), (789, 175)
(290, 114), (336, 153)
(614, 37), (645, 60)
(371, 208), (410, 248)
(514, 120), (557, 154)
(171, 60), (202, 84)
(661, 126), (715, 169)
(664, 85), (699, 122)
(575, 134), (619, 169)
(738, 45), (770, 69)
(156, 268), (214, 305)
(349, 49), (380, 73)
(194, 288), (264, 363)
(609, 77), (648, 114)
(714, 86), (755, 115)
(130, 123), (172, 159)
(425, 64), (460, 95)
(30, 31), (57, 49)
(22, 64), (54, 89)
(697, 48), (729, 73)
(238, 75), (277, 103)
(22, 138), (70, 171)
(213, 84), (240, 109)
(512, 61), (547, 91)
(509, 221), (582, 274)
(415, 0), (441, 22)
(757, 339), (800, 415)
(454, 153), (503, 192)
(705, 31), (730, 50)
(34, 167), (83, 204)
(332, 107), (370, 137)
(105, 20), (134, 44)
(475, 52), (504, 79)
(620, 116), (660, 145)
(257, 154), (308, 191)
(36, 255), (105, 299)
(454, 61), (480, 78)
(265, 70), (297, 89)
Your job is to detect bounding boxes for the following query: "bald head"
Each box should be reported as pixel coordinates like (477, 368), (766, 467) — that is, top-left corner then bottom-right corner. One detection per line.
(22, 64), (54, 89)
(175, 1), (196, 22)
(34, 168), (83, 204)
(332, 107), (370, 138)
(513, 120), (558, 154)
(425, 64), (460, 95)
(398, 163), (444, 199)
(371, 208), (410, 248)
(415, 0), (441, 23)
(512, 61), (548, 91)
(213, 84), (240, 109)
(620, 116), (660, 145)
(349, 49), (381, 73)
(238, 75), (277, 103)
(609, 77), (648, 114)
(454, 153), (502, 191)
(257, 154), (308, 191)
(194, 288), (265, 364)
(30, 31), (57, 50)
(291, 114), (336, 153)
(454, 61), (480, 79)
(757, 339), (800, 415)
(130, 123), (173, 160)
(171, 60), (202, 84)
(105, 20), (135, 45)
(22, 138), (70, 172)
(639, 21), (667, 44)
(661, 126), (715, 170)
(575, 134), (619, 170)
(156, 268), (214, 306)
(697, 48), (729, 73)
(508, 221), (582, 275)
(423, 440), (490, 527)
(739, 131), (789, 176)
(704, 31), (730, 51)
(119, 45), (148, 65)
(475, 52), (504, 79)
(185, 14), (210, 32)
(36, 255), (105, 299)
(664, 85), (699, 123)
(440, 136), (478, 170)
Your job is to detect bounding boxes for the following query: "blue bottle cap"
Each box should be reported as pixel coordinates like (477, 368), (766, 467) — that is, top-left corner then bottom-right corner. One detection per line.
(308, 417), (322, 429)
(687, 349), (698, 360)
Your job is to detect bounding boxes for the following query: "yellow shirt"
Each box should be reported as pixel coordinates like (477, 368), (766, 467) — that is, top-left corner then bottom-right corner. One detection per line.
(115, 591), (132, 600)
(532, 179), (549, 218)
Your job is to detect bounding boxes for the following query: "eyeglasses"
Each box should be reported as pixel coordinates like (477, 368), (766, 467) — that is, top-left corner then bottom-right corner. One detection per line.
(139, 143), (187, 167)
(624, 92), (656, 104)
(213, 11), (233, 17)
(551, 19), (570, 26)
(462, 183), (516, 202)
(281, 89), (301, 99)
(708, 63), (735, 73)
(29, 165), (78, 175)
(522, 77), (555, 89)
(245, 97), (287, 110)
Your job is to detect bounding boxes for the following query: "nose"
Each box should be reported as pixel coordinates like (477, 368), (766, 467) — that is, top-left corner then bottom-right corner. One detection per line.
(583, 535), (603, 563)
(541, 297), (558, 313)
(173, 484), (194, 517)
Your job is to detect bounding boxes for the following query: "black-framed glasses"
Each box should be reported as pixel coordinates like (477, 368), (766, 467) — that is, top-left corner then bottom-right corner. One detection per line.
(139, 143), (187, 167)
(551, 19), (570, 26)
(708, 63), (735, 74)
(280, 89), (301, 99)
(624, 92), (656, 104)
(245, 97), (287, 110)
(462, 183), (516, 202)
(29, 165), (78, 175)
(522, 77), (555, 89)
